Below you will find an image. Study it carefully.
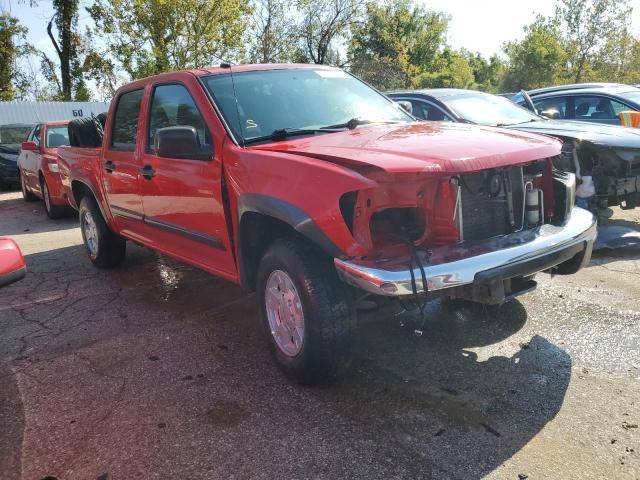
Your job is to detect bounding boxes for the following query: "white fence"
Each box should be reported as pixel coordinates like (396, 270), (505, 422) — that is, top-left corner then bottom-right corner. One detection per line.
(0, 101), (110, 124)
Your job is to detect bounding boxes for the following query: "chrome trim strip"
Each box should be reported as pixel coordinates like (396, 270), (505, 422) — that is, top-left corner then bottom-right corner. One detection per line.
(334, 206), (597, 296)
(111, 205), (144, 221)
(145, 216), (226, 250)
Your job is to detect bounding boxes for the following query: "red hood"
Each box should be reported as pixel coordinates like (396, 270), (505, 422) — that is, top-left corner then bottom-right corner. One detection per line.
(250, 122), (561, 174)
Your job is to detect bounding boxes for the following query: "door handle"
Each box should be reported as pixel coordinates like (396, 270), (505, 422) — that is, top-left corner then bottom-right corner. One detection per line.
(140, 165), (156, 180)
(104, 160), (116, 173)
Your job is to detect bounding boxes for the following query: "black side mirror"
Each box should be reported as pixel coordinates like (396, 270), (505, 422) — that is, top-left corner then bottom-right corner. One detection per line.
(154, 126), (213, 160)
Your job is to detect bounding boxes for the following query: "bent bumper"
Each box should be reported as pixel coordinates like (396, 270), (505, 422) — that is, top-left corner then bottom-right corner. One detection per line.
(334, 207), (597, 297)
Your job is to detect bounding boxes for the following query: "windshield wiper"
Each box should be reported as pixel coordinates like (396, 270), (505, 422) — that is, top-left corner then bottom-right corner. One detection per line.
(244, 127), (340, 145)
(320, 118), (401, 130)
(497, 119), (538, 127)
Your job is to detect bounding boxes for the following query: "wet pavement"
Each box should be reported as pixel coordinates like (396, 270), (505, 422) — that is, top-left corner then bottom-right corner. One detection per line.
(0, 189), (639, 480)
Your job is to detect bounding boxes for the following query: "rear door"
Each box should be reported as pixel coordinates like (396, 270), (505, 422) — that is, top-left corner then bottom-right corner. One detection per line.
(572, 95), (633, 125)
(138, 80), (236, 278)
(102, 88), (146, 235)
(20, 125), (42, 192)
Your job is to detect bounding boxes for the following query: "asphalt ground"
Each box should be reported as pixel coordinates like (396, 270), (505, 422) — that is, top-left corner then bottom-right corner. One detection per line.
(1, 189), (639, 480)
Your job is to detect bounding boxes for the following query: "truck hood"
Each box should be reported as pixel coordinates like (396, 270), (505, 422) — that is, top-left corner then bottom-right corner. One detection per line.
(251, 122), (561, 174)
(507, 119), (640, 149)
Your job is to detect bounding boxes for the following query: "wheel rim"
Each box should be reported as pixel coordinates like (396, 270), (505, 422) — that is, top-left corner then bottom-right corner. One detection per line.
(82, 211), (99, 257)
(43, 181), (51, 212)
(265, 270), (305, 357)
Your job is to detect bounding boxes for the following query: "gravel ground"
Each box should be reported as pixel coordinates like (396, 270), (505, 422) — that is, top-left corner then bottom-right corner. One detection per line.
(0, 189), (639, 480)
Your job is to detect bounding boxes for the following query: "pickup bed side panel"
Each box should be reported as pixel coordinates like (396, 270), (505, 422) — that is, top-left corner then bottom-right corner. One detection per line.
(57, 146), (110, 216)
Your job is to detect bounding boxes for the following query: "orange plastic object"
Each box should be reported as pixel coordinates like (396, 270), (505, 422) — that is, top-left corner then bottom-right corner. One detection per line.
(619, 111), (640, 128)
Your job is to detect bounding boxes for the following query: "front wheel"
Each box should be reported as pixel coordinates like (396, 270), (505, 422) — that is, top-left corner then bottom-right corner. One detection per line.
(256, 237), (356, 385)
(79, 196), (126, 268)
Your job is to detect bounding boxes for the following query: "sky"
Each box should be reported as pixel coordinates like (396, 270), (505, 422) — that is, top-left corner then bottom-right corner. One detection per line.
(2, 0), (640, 63)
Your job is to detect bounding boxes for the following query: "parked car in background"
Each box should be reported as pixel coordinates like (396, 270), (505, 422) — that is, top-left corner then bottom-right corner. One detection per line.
(511, 83), (640, 125)
(388, 89), (640, 210)
(18, 121), (71, 219)
(56, 64), (596, 384)
(0, 237), (26, 288)
(0, 123), (33, 190)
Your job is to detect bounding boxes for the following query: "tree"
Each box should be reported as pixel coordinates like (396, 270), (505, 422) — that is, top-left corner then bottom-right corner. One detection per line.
(348, 0), (449, 90)
(501, 16), (567, 91)
(461, 50), (505, 92)
(592, 28), (640, 84)
(0, 13), (28, 100)
(299, 0), (363, 65)
(247, 0), (298, 63)
(415, 49), (474, 89)
(555, 0), (631, 82)
(89, 0), (250, 80)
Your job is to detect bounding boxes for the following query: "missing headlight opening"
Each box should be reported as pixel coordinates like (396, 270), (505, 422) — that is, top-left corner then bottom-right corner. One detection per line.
(347, 161), (553, 260)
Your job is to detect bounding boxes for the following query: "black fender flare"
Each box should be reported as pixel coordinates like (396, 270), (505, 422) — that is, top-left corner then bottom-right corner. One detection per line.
(237, 193), (344, 258)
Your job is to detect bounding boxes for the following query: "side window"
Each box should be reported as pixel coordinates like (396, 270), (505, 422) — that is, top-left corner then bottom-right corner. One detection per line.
(534, 97), (568, 119)
(573, 95), (624, 120)
(111, 89), (144, 150)
(148, 84), (211, 150)
(407, 100), (451, 121)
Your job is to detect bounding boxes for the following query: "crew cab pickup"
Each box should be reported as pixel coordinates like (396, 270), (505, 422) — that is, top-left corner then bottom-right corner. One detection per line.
(57, 64), (597, 384)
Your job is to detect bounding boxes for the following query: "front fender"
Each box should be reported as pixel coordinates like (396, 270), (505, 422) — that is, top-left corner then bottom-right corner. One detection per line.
(226, 144), (377, 258)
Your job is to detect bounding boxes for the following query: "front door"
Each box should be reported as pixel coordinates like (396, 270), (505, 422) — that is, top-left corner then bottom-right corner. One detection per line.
(138, 82), (236, 279)
(102, 88), (146, 236)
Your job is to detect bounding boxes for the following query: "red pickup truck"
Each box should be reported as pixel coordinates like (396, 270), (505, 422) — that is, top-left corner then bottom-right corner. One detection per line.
(57, 64), (597, 384)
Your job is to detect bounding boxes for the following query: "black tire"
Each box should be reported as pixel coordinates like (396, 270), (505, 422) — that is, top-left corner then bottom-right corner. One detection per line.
(256, 237), (356, 385)
(20, 171), (38, 201)
(41, 176), (67, 219)
(68, 117), (103, 148)
(79, 196), (126, 268)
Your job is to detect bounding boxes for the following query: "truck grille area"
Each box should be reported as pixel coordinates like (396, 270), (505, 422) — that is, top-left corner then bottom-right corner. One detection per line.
(459, 166), (525, 242)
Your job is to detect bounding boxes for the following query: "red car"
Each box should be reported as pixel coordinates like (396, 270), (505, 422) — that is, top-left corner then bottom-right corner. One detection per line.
(0, 238), (26, 288)
(57, 64), (597, 384)
(18, 120), (71, 219)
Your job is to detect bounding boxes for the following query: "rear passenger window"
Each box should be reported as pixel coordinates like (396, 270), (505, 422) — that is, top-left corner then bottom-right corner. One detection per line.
(111, 89), (144, 150)
(573, 95), (628, 120)
(148, 84), (211, 150)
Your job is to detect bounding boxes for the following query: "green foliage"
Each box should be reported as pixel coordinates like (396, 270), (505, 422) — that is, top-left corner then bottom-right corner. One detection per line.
(555, 0), (631, 82)
(89, 0), (250, 80)
(415, 49), (474, 89)
(501, 17), (567, 91)
(0, 14), (28, 101)
(348, 0), (449, 90)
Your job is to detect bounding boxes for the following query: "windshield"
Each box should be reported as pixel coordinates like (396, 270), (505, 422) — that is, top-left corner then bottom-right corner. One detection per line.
(0, 126), (32, 145)
(201, 68), (412, 144)
(46, 125), (69, 148)
(619, 90), (640, 106)
(445, 93), (541, 126)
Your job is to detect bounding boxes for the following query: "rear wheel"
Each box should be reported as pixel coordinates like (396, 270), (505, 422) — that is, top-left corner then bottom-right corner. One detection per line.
(41, 177), (66, 219)
(256, 237), (356, 385)
(20, 171), (37, 201)
(79, 196), (126, 268)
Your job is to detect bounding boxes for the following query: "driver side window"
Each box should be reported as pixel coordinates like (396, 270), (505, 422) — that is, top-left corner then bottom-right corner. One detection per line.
(148, 84), (211, 151)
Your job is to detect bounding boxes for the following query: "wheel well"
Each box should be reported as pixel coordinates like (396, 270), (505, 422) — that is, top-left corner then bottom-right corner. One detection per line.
(239, 212), (301, 291)
(71, 180), (94, 209)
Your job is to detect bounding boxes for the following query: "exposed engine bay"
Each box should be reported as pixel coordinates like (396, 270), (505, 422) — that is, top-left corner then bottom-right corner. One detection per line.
(555, 139), (640, 210)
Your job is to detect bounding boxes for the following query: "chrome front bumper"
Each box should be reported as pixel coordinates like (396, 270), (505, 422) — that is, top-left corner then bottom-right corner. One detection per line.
(334, 207), (597, 296)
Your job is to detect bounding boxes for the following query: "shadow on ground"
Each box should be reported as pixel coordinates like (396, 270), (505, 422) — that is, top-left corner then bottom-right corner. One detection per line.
(0, 243), (571, 479)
